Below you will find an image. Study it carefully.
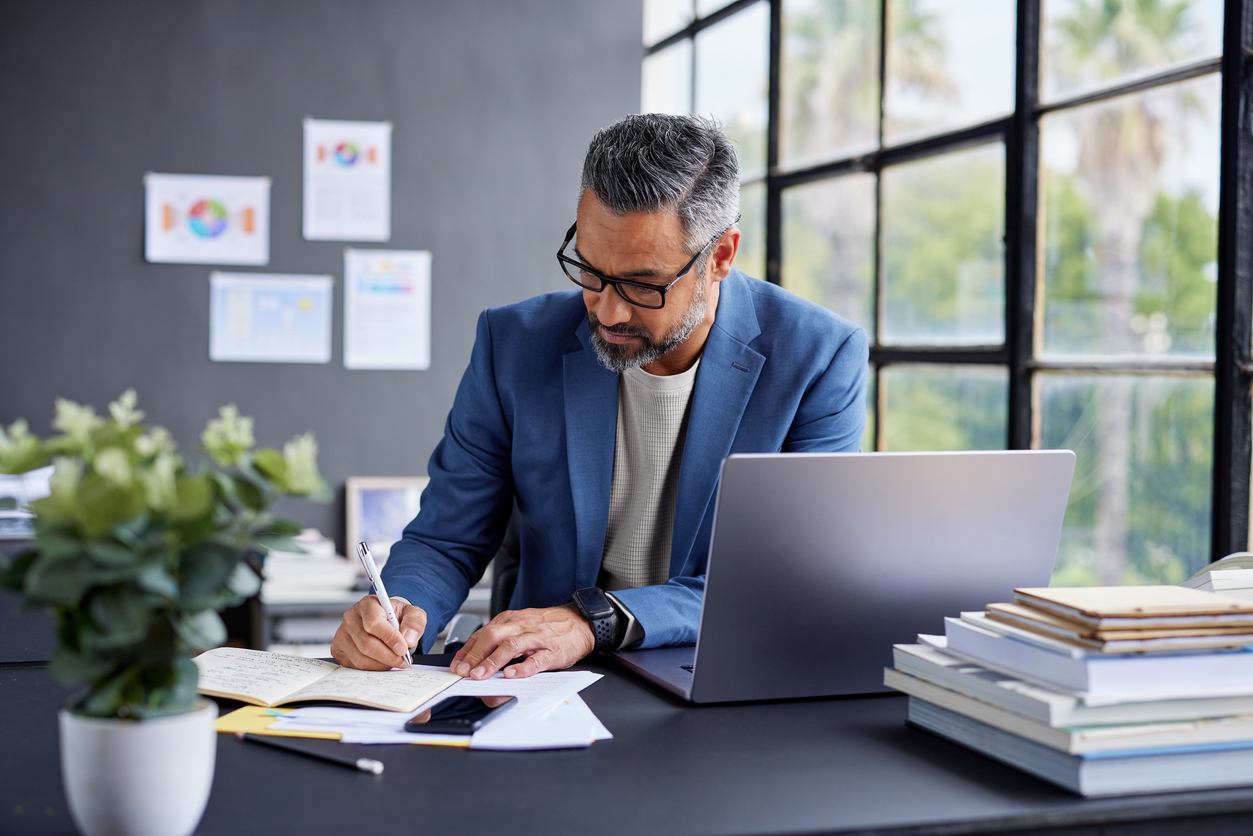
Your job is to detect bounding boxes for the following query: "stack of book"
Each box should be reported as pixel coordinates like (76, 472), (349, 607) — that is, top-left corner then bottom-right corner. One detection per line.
(886, 585), (1253, 797)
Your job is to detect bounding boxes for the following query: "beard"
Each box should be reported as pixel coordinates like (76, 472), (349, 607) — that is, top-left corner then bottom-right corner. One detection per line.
(588, 273), (708, 374)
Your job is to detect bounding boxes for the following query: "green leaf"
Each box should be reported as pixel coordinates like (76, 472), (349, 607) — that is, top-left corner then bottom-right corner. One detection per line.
(133, 657), (200, 719)
(85, 587), (151, 648)
(259, 518), (303, 538)
(250, 448), (286, 483)
(34, 530), (82, 558)
(72, 472), (146, 539)
(49, 642), (116, 690)
(255, 535), (302, 553)
(88, 541), (137, 567)
(135, 561), (179, 599)
(231, 474), (265, 511)
(174, 610), (226, 651)
(24, 551), (94, 607)
(112, 514), (152, 548)
(165, 657), (200, 711)
(0, 549), (38, 592)
(226, 563), (261, 599)
(178, 541), (240, 607)
(80, 664), (139, 718)
(171, 474), (213, 522)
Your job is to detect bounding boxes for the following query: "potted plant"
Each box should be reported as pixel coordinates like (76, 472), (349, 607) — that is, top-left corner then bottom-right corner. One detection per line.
(0, 391), (326, 836)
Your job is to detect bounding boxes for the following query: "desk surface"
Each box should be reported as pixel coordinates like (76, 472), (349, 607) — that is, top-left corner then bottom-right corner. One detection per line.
(7, 658), (1253, 836)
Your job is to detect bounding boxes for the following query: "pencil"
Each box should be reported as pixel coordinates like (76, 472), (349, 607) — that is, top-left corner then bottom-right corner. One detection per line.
(236, 733), (384, 774)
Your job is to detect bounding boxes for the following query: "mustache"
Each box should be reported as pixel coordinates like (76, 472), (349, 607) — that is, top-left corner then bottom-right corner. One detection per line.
(588, 314), (648, 339)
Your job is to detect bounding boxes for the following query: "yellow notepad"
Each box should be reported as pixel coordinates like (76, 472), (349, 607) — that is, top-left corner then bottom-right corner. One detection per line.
(194, 647), (461, 713)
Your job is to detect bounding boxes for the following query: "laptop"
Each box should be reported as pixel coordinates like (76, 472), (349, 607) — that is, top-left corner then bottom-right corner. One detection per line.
(613, 450), (1075, 703)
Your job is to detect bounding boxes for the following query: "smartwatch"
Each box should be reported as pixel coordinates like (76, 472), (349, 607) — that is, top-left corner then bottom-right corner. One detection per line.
(572, 587), (619, 651)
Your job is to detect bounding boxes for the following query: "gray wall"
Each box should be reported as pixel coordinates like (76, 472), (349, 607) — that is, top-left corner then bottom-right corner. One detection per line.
(0, 0), (642, 547)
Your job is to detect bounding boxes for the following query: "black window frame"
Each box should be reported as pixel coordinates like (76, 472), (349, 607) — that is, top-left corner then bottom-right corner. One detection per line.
(646, 0), (1253, 563)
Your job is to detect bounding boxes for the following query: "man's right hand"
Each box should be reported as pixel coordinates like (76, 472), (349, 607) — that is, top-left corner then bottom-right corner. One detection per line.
(331, 595), (427, 670)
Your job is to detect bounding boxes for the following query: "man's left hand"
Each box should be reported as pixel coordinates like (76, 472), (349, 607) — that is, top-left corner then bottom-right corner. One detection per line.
(450, 604), (595, 680)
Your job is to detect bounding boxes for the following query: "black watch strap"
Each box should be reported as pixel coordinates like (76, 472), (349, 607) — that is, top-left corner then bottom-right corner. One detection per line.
(572, 587), (618, 651)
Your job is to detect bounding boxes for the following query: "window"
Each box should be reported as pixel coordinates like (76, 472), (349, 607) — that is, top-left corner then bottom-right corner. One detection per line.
(642, 0), (1253, 583)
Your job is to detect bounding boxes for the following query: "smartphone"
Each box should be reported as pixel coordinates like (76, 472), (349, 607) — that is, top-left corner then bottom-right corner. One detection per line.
(404, 695), (518, 735)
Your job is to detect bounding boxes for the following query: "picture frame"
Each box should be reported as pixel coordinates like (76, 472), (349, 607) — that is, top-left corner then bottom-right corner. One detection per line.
(344, 476), (429, 568)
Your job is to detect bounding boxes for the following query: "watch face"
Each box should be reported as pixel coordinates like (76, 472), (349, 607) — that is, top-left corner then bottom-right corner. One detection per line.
(574, 588), (614, 620)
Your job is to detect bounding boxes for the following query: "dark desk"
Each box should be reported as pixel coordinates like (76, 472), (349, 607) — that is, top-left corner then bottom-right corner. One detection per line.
(6, 658), (1253, 836)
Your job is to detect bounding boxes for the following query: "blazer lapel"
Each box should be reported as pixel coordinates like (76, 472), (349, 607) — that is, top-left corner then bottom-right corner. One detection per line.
(670, 273), (763, 577)
(563, 320), (620, 590)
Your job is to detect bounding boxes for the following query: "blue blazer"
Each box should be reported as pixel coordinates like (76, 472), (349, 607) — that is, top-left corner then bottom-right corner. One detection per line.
(382, 271), (868, 651)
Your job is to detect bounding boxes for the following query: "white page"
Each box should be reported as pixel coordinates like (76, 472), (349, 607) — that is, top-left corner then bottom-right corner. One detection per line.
(269, 706), (465, 747)
(316, 695), (607, 748)
(194, 647), (336, 706)
(303, 118), (391, 241)
(414, 669), (603, 721)
(273, 669), (605, 747)
(343, 248), (430, 370)
(285, 665), (460, 710)
(145, 173), (270, 265)
(210, 272), (333, 364)
(567, 694), (612, 741)
(470, 695), (610, 750)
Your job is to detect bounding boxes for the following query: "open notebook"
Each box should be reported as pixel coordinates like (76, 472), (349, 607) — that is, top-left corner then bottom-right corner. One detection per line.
(194, 647), (461, 713)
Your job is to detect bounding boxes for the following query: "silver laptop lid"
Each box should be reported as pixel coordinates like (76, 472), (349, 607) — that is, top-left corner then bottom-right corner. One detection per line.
(688, 450), (1075, 703)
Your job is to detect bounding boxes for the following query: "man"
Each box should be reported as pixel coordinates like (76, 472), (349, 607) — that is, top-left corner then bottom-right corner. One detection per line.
(331, 114), (867, 680)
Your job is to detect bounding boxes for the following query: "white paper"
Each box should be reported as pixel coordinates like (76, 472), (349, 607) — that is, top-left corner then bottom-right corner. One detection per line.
(303, 118), (391, 241)
(414, 669), (602, 720)
(209, 272), (333, 364)
(269, 669), (607, 749)
(470, 695), (611, 751)
(342, 248), (431, 370)
(286, 695), (608, 749)
(145, 173), (270, 265)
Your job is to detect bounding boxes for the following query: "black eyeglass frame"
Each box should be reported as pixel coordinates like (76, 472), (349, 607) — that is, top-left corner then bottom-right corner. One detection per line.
(556, 217), (737, 310)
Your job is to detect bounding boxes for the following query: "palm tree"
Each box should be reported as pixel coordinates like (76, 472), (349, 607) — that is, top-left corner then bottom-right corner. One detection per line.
(1048, 0), (1206, 583)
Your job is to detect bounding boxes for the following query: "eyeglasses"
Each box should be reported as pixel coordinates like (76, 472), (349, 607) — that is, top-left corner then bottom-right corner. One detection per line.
(556, 220), (733, 310)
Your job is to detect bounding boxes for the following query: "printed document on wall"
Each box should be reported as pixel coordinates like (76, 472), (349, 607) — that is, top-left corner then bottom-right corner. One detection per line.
(304, 118), (391, 241)
(344, 249), (430, 370)
(210, 272), (333, 364)
(145, 173), (270, 265)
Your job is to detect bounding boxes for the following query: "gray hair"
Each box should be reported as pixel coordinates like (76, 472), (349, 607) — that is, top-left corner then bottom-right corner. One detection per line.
(580, 114), (740, 252)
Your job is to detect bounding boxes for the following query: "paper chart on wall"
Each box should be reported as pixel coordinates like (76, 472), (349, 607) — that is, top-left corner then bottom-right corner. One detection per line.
(145, 173), (270, 265)
(209, 272), (333, 364)
(303, 118), (392, 241)
(343, 248), (430, 370)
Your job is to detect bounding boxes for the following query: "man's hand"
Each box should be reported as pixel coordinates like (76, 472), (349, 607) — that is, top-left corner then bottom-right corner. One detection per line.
(331, 595), (427, 671)
(451, 605), (595, 680)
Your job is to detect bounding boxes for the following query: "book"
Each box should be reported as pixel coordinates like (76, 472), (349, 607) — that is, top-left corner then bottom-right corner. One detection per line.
(194, 647), (461, 713)
(887, 668), (1253, 755)
(1013, 585), (1253, 629)
(891, 642), (1253, 727)
(907, 697), (1253, 797)
(943, 615), (1253, 697)
(984, 602), (1253, 653)
(1183, 552), (1253, 592)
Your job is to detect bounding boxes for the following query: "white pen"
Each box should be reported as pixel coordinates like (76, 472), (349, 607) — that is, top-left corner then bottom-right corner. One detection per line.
(355, 541), (413, 667)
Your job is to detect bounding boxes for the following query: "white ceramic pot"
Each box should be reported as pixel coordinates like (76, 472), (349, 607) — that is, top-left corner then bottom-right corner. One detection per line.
(59, 700), (218, 836)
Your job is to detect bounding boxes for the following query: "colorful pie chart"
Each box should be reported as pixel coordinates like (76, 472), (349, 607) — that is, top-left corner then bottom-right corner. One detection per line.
(335, 141), (359, 167)
(188, 198), (228, 238)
